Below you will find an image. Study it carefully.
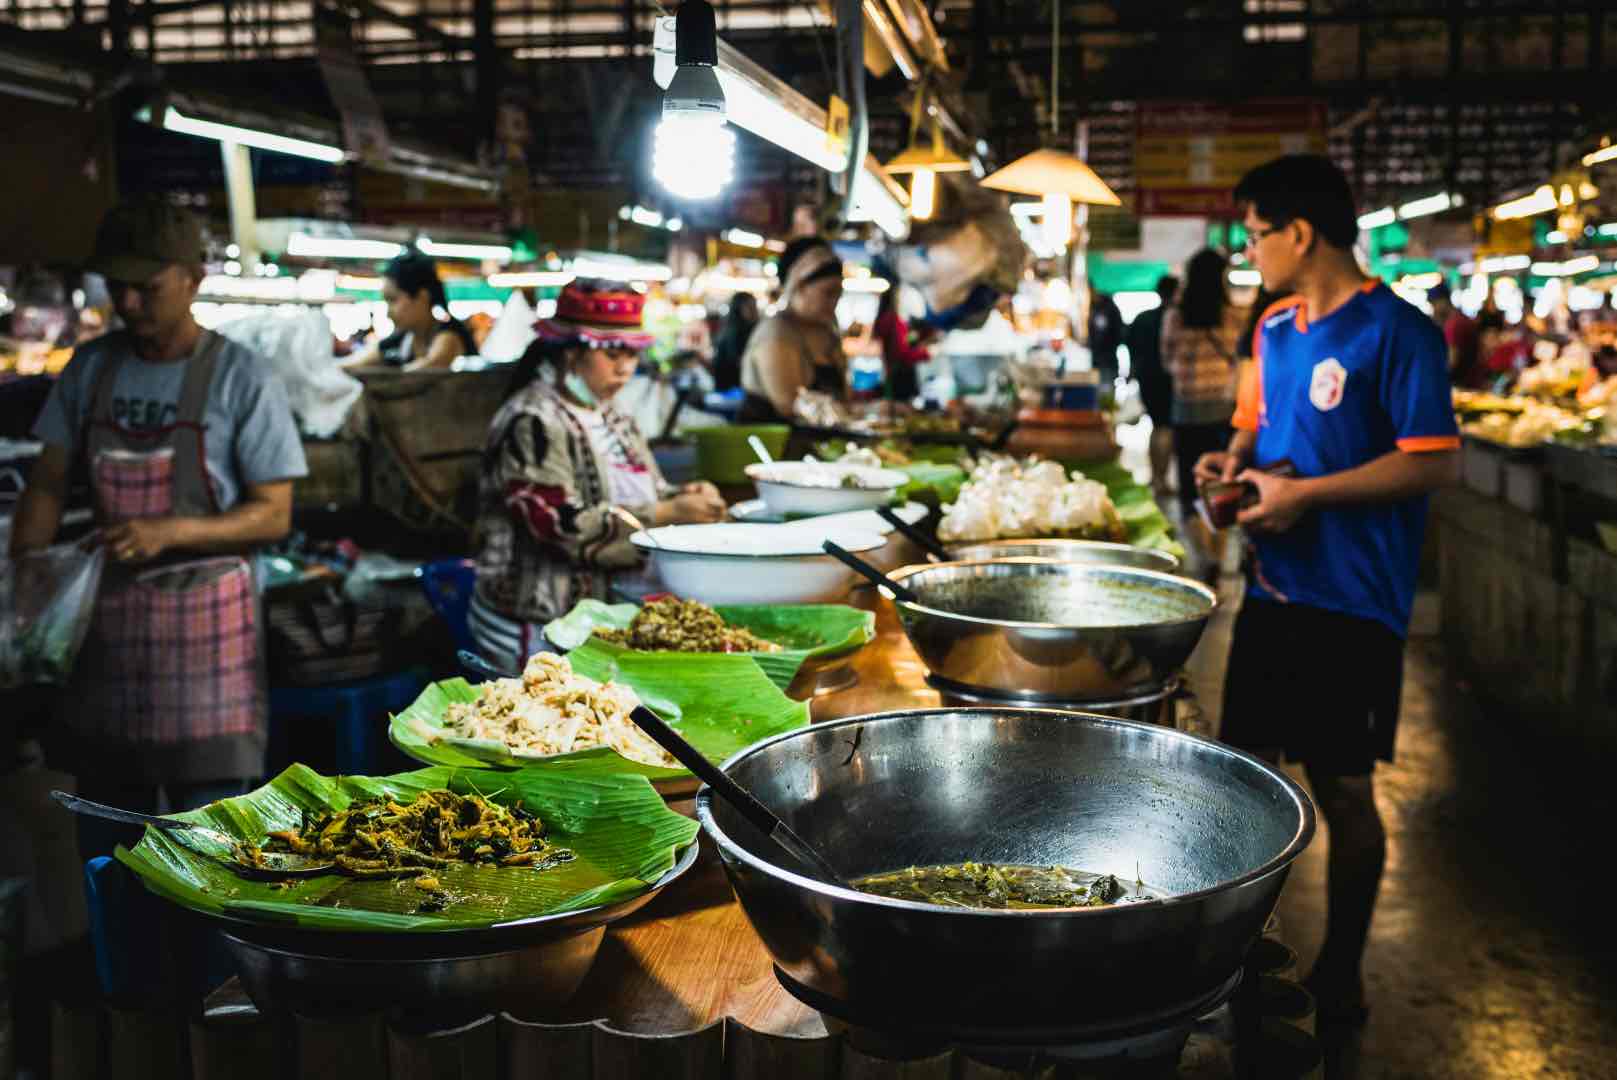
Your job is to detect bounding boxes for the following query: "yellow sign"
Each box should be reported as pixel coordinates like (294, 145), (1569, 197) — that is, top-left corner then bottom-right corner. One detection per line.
(827, 95), (850, 158)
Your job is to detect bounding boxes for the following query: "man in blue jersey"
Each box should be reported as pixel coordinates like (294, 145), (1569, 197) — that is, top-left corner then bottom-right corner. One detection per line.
(1195, 155), (1460, 1025)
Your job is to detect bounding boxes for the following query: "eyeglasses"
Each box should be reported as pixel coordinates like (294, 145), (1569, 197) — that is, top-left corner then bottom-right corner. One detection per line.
(1244, 224), (1286, 251)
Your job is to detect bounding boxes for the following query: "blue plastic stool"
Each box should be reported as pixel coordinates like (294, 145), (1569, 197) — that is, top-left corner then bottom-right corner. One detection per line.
(419, 558), (477, 655)
(84, 856), (162, 999)
(84, 855), (234, 1001)
(269, 667), (429, 775)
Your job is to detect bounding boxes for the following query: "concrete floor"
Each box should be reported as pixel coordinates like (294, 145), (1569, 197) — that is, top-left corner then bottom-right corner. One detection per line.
(1177, 512), (1617, 1080)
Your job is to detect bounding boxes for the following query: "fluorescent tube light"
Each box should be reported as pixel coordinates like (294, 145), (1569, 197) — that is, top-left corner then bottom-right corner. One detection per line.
(1398, 193), (1461, 220)
(1492, 186), (1557, 221)
(161, 106), (345, 164)
(488, 271), (576, 288)
(287, 233), (406, 260)
(1357, 207), (1396, 229)
(1228, 269), (1264, 287)
(418, 237), (513, 262)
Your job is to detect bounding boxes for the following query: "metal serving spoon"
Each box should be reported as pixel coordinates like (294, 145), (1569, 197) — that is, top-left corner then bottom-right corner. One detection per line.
(51, 791), (336, 880)
(623, 705), (848, 888)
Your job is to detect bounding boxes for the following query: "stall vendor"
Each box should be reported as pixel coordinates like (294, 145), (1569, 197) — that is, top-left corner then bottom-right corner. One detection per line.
(349, 253), (478, 370)
(737, 238), (847, 423)
(468, 280), (725, 671)
(8, 199), (307, 855)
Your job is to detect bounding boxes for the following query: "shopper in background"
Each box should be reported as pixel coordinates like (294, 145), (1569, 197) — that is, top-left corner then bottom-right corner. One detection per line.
(738, 238), (847, 423)
(709, 292), (759, 393)
(469, 280), (724, 672)
(9, 199), (307, 858)
(873, 270), (933, 403)
(350, 252), (478, 370)
(1428, 285), (1481, 387)
(1125, 274), (1179, 496)
(1162, 249), (1245, 519)
(1086, 283), (1124, 388)
(1197, 155), (1459, 1027)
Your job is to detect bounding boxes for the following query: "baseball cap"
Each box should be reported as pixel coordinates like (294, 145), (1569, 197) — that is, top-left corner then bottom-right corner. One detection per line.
(87, 199), (206, 284)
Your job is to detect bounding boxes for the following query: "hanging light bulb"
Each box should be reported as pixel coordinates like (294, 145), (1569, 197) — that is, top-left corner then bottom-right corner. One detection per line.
(1042, 192), (1073, 253)
(910, 168), (937, 221)
(653, 0), (735, 201)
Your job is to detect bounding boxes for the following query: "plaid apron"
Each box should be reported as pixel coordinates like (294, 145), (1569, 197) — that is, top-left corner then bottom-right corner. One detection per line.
(61, 333), (266, 782)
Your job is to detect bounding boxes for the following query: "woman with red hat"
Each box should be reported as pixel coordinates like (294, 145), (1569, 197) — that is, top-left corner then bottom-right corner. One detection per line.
(467, 279), (726, 669)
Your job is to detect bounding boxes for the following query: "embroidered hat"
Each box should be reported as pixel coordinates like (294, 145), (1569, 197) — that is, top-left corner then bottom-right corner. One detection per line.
(534, 279), (656, 348)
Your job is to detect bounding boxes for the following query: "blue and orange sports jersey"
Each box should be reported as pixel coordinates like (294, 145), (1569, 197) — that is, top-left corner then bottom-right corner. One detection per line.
(1232, 282), (1458, 636)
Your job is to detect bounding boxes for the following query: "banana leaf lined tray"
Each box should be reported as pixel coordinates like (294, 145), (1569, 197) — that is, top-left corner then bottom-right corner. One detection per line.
(115, 764), (700, 933)
(543, 599), (876, 690)
(389, 645), (811, 781)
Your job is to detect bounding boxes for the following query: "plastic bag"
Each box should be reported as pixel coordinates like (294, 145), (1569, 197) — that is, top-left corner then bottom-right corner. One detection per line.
(1, 541), (106, 688)
(213, 309), (362, 438)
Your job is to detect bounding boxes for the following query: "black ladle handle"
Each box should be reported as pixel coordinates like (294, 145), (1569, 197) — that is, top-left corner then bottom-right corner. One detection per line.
(876, 506), (949, 562)
(822, 540), (918, 605)
(626, 705), (847, 888)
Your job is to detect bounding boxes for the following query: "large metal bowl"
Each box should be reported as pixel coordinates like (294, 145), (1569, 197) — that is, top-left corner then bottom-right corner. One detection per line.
(946, 537), (1181, 574)
(888, 560), (1216, 700)
(697, 709), (1314, 1041)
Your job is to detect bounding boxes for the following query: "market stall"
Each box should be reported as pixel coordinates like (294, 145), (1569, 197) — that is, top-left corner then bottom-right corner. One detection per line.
(49, 586), (1330, 1079)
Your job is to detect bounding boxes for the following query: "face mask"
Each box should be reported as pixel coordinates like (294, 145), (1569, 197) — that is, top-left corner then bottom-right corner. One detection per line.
(563, 370), (598, 408)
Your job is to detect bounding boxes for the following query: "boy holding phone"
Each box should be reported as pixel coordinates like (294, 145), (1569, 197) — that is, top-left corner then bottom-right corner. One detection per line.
(1197, 155), (1459, 1024)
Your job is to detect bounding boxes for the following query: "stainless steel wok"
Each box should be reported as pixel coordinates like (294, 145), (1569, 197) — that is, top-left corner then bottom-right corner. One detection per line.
(697, 709), (1314, 1041)
(888, 560), (1216, 700)
(946, 537), (1181, 574)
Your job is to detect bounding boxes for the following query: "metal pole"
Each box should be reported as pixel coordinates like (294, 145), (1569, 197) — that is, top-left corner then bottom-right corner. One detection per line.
(220, 140), (261, 272)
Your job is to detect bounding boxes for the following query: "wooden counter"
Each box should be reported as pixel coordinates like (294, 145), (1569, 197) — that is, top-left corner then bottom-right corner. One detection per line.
(559, 585), (936, 1037)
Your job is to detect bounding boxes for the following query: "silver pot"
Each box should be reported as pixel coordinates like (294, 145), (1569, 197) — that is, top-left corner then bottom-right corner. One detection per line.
(888, 560), (1216, 700)
(697, 709), (1313, 1042)
(217, 840), (700, 1016)
(946, 538), (1180, 574)
(927, 673), (1186, 728)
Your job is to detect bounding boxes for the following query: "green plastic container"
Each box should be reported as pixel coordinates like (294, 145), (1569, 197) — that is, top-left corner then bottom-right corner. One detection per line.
(691, 425), (789, 485)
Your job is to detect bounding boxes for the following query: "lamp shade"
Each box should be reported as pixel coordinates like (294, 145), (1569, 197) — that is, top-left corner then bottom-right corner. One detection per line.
(980, 148), (1121, 206)
(884, 124), (972, 175)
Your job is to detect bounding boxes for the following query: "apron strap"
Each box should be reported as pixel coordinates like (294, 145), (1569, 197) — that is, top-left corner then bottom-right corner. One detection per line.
(81, 346), (128, 466)
(170, 331), (224, 516)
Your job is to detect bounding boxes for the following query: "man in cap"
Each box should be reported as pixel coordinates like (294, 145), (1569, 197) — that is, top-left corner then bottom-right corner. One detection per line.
(10, 198), (307, 855)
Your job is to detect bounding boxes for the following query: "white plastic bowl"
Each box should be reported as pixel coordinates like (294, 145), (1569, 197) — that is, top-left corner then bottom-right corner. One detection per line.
(630, 523), (887, 606)
(745, 461), (908, 518)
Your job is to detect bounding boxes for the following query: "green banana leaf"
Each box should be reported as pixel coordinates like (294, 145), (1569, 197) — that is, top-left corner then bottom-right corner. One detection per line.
(1068, 460), (1185, 558)
(115, 764), (699, 932)
(543, 599), (875, 690)
(390, 648), (811, 778)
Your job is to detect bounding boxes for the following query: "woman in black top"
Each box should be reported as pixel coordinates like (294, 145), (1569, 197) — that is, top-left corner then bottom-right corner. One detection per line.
(709, 292), (758, 392)
(352, 253), (478, 370)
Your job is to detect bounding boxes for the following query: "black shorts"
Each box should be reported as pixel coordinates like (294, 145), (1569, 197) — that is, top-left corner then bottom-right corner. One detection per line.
(1218, 597), (1405, 776)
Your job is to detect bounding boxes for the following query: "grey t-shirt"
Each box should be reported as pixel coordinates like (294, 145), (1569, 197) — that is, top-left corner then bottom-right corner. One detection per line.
(32, 330), (309, 510)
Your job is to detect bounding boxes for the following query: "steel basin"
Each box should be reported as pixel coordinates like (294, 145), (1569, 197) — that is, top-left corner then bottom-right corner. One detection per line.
(889, 560), (1216, 700)
(697, 709), (1313, 1040)
(946, 538), (1180, 574)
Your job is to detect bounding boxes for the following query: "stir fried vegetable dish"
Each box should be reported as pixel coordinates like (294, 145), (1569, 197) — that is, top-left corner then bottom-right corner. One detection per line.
(852, 862), (1142, 910)
(594, 597), (783, 654)
(237, 789), (574, 879)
